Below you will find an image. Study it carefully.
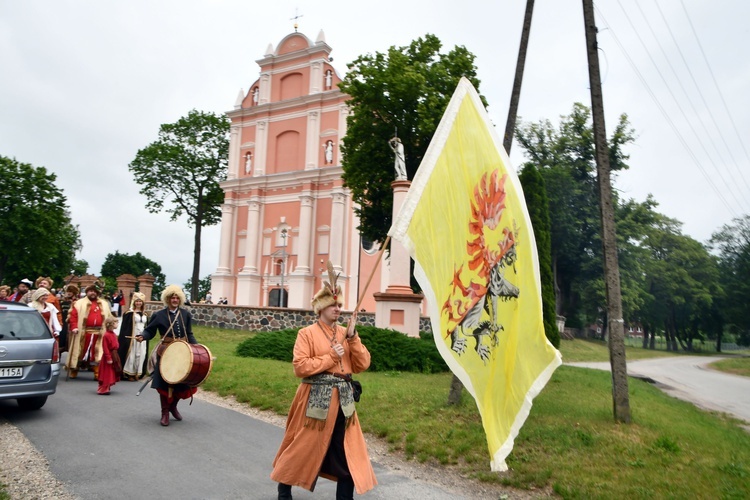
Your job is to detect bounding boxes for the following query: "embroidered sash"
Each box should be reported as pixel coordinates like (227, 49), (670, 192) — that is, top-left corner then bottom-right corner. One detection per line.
(302, 372), (356, 429)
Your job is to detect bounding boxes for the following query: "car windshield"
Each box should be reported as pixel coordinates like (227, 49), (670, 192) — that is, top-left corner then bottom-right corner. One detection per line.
(0, 311), (50, 340)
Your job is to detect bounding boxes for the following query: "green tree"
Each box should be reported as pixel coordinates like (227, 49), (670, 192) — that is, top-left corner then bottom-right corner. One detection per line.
(184, 274), (212, 303)
(0, 155), (81, 285)
(128, 110), (229, 301)
(339, 34), (486, 243)
(100, 251), (166, 299)
(515, 103), (634, 327)
(519, 164), (560, 347)
(639, 220), (720, 351)
(711, 215), (750, 346)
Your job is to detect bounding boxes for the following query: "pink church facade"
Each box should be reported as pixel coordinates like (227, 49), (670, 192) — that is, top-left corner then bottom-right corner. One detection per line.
(211, 30), (383, 312)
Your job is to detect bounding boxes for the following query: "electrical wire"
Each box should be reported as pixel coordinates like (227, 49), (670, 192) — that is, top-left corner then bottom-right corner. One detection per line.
(594, 4), (738, 219)
(614, 0), (749, 214)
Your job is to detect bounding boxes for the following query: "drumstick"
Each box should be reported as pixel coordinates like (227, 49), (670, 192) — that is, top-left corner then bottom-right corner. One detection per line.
(136, 376), (153, 396)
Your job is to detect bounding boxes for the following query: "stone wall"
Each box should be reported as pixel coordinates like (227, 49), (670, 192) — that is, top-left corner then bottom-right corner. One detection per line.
(145, 302), (433, 334)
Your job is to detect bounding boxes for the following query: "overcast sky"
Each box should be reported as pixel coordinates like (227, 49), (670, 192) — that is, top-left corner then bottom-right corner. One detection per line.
(2, 1), (748, 287)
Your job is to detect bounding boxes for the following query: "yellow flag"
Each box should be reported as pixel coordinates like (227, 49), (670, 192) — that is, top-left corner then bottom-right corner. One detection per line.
(389, 78), (562, 471)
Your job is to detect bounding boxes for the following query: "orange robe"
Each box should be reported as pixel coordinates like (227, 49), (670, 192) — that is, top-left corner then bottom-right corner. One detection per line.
(270, 323), (377, 494)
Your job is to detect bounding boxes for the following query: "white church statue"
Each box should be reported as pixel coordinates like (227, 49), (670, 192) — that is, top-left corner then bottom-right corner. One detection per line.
(388, 137), (407, 181)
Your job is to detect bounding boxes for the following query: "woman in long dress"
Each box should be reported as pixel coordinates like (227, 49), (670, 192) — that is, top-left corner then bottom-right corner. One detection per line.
(29, 288), (62, 340)
(117, 292), (149, 380)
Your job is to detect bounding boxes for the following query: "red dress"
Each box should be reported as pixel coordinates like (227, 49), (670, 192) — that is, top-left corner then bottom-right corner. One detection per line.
(97, 331), (120, 394)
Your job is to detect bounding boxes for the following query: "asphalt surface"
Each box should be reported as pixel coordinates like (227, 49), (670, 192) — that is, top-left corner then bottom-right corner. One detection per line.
(567, 355), (750, 424)
(0, 369), (463, 500)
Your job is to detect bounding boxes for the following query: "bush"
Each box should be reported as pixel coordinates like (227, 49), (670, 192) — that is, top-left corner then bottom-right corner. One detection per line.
(235, 325), (449, 374)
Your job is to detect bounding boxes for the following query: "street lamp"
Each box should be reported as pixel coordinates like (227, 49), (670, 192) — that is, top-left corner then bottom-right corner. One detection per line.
(279, 228), (288, 307)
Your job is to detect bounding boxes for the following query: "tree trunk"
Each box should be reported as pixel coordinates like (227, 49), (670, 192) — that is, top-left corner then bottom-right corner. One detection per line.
(583, 0), (630, 424)
(447, 374), (464, 405)
(192, 210), (203, 303)
(642, 325), (649, 349)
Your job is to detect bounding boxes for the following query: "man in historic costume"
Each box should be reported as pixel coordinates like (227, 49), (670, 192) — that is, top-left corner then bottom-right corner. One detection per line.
(270, 262), (377, 500)
(67, 283), (111, 380)
(9, 278), (32, 302)
(136, 285), (197, 426)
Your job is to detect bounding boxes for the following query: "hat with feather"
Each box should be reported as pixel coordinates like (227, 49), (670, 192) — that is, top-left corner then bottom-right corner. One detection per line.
(312, 261), (343, 315)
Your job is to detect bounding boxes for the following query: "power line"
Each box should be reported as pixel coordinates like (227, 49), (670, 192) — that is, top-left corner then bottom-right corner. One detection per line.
(678, 0), (750, 193)
(613, 0), (749, 214)
(594, 5), (738, 219)
(638, 0), (750, 199)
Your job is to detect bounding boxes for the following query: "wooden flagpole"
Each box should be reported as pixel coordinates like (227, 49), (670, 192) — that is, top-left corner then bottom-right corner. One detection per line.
(352, 235), (391, 313)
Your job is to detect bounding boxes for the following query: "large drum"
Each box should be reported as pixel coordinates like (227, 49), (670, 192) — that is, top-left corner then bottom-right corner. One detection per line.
(159, 342), (213, 386)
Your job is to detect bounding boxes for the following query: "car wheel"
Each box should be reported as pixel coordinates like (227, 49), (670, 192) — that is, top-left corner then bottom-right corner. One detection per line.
(17, 396), (47, 410)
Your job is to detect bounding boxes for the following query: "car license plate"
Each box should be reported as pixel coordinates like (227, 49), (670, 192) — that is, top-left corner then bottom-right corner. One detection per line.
(0, 367), (23, 378)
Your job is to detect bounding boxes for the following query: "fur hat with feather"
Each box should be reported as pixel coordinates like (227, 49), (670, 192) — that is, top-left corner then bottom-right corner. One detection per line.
(312, 261), (343, 315)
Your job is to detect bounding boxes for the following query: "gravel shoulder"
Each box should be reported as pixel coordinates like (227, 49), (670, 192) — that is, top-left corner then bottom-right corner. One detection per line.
(1, 391), (548, 499)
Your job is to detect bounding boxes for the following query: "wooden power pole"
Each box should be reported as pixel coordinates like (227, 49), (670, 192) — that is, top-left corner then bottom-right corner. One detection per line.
(503, 0), (535, 154)
(582, 0), (631, 423)
(449, 0), (536, 406)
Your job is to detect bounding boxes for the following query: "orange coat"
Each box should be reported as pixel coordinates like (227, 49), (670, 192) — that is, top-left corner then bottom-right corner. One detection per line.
(270, 323), (377, 494)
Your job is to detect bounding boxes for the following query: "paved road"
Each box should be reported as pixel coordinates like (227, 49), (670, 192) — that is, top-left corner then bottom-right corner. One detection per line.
(567, 356), (750, 423)
(0, 370), (464, 500)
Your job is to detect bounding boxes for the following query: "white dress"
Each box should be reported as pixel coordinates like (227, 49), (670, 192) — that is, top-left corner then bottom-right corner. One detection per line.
(123, 312), (148, 378)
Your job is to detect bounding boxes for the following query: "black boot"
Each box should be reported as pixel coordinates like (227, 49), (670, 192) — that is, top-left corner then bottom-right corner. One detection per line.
(336, 477), (354, 500)
(277, 482), (292, 500)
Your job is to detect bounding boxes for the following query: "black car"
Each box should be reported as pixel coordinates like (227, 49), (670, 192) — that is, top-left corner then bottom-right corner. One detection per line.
(0, 302), (61, 409)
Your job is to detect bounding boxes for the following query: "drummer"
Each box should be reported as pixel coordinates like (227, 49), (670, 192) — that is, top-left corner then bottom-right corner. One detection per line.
(136, 284), (198, 427)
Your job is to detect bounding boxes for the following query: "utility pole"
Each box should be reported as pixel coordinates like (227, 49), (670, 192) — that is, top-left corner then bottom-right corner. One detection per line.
(582, 0), (631, 423)
(503, 0), (535, 154)
(450, 0), (537, 407)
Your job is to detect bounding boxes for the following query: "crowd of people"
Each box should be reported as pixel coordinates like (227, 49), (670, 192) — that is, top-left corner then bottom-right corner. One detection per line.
(1, 266), (376, 499)
(0, 277), (200, 426)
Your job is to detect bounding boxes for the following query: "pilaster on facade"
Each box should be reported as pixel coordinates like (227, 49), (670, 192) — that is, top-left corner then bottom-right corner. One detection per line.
(310, 61), (323, 94)
(294, 193), (314, 273)
(286, 274), (315, 309)
(236, 274), (262, 306)
(305, 111), (320, 170)
(241, 198), (262, 273)
(228, 125), (241, 180)
(329, 188), (346, 271)
(259, 73), (271, 105)
(255, 120), (268, 176)
(216, 203), (236, 274)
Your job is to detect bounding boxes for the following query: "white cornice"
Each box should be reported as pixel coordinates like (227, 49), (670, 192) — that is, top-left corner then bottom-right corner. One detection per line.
(220, 166), (346, 192)
(228, 98), (347, 124)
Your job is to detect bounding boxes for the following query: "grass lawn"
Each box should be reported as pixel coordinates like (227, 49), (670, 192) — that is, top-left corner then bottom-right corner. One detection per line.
(195, 327), (750, 499)
(559, 337), (682, 363)
(710, 356), (750, 378)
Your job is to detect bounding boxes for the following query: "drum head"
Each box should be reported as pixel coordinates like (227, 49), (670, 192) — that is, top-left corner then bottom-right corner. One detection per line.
(160, 342), (192, 384)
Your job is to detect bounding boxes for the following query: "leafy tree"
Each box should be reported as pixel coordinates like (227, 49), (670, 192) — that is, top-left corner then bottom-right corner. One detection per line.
(339, 34), (486, 243)
(184, 274), (212, 303)
(71, 259), (89, 277)
(129, 110), (229, 301)
(100, 251), (166, 299)
(711, 215), (750, 345)
(519, 164), (560, 347)
(0, 155), (81, 285)
(639, 220), (720, 351)
(515, 103), (634, 326)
